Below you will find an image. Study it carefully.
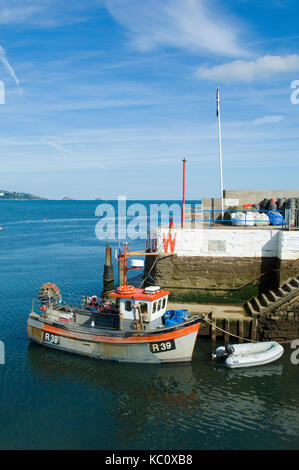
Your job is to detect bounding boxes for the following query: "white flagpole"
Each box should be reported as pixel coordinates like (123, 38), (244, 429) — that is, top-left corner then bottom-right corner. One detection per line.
(217, 86), (224, 217)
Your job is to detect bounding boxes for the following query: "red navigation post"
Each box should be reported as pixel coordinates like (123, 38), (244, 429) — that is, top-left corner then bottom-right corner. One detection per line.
(182, 158), (187, 228)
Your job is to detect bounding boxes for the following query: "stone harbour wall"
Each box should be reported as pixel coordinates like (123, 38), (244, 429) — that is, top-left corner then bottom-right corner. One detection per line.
(144, 254), (290, 305)
(144, 225), (299, 338)
(145, 255), (281, 290)
(258, 296), (299, 342)
(145, 226), (298, 299)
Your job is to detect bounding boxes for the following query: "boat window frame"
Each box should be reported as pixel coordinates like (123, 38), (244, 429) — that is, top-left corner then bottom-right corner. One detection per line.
(125, 300), (132, 312)
(152, 301), (157, 314)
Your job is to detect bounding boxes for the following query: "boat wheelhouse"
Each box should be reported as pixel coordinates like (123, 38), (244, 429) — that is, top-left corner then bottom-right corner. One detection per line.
(109, 285), (170, 329)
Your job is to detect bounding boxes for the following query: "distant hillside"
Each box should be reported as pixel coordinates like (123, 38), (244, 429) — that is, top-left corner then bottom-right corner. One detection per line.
(0, 190), (47, 200)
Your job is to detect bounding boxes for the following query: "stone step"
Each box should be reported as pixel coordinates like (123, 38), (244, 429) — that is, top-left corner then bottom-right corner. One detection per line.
(290, 278), (299, 288)
(281, 283), (292, 293)
(245, 300), (259, 317)
(244, 276), (299, 318)
(251, 296), (264, 313)
(276, 287), (285, 297)
(267, 291), (277, 302)
(257, 294), (267, 308)
(260, 293), (272, 307)
(269, 290), (282, 301)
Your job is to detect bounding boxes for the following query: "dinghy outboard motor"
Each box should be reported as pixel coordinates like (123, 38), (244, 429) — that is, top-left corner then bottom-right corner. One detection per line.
(212, 344), (235, 360)
(225, 344), (235, 356)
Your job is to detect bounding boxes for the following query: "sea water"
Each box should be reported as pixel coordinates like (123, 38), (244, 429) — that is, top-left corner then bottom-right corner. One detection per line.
(0, 201), (298, 450)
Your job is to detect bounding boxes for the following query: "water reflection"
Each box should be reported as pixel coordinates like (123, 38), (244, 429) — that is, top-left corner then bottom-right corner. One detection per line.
(25, 341), (298, 450)
(213, 362), (284, 378)
(26, 342), (201, 440)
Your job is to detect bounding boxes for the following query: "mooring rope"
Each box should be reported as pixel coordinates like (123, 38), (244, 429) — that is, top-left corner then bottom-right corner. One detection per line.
(138, 241), (165, 288)
(203, 316), (259, 343)
(138, 242), (259, 344)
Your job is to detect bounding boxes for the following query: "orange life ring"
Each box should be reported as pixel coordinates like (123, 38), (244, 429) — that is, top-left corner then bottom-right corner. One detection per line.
(117, 285), (135, 295)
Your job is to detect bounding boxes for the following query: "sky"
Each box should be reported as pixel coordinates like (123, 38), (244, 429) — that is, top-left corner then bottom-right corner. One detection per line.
(0, 0), (298, 200)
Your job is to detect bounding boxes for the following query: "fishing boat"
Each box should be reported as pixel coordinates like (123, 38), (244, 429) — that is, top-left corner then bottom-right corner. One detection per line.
(27, 244), (203, 364)
(212, 341), (284, 368)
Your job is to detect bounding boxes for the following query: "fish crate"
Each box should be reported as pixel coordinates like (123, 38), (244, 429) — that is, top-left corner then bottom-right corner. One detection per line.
(59, 313), (73, 323)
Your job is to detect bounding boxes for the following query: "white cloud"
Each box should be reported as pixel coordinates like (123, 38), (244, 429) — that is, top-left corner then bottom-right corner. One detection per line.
(0, 6), (40, 24)
(252, 115), (284, 125)
(196, 54), (299, 81)
(104, 0), (248, 57)
(0, 1), (95, 27)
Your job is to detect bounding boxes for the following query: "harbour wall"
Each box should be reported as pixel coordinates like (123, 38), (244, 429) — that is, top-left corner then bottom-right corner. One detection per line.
(144, 226), (299, 342)
(145, 227), (299, 302)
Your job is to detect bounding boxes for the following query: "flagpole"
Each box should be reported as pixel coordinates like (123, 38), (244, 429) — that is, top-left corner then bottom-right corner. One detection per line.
(217, 86), (224, 217)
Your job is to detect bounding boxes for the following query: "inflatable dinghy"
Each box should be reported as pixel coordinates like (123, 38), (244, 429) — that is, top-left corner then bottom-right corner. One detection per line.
(212, 341), (284, 368)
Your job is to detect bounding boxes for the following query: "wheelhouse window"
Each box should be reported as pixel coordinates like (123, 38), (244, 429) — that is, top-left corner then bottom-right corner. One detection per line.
(140, 303), (148, 314)
(158, 300), (162, 311)
(152, 301), (157, 314)
(162, 297), (166, 309)
(125, 301), (132, 312)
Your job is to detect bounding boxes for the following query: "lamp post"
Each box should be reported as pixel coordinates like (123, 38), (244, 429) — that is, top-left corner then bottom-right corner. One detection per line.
(182, 158), (187, 228)
(217, 86), (224, 217)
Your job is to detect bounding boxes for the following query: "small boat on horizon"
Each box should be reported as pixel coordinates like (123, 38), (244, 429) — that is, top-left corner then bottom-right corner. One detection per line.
(27, 244), (203, 364)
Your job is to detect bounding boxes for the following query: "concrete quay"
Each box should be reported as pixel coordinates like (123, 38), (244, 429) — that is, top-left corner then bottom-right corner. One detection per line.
(167, 301), (254, 342)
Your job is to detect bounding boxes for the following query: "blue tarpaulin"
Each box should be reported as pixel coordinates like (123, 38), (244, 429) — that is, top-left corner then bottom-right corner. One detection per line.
(163, 309), (189, 327)
(267, 211), (285, 225)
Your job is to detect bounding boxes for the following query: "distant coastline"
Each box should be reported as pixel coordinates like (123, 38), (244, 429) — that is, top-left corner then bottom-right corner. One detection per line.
(0, 190), (47, 200)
